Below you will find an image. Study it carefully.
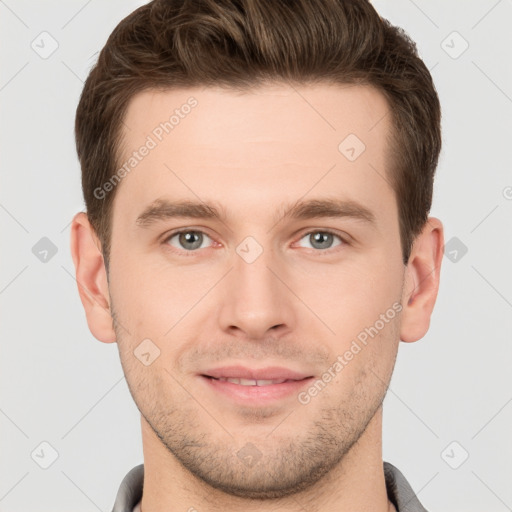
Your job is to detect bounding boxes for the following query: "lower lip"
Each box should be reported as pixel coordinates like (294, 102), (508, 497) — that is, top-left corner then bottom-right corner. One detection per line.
(200, 375), (314, 404)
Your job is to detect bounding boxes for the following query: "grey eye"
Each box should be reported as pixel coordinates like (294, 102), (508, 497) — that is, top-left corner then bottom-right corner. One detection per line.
(298, 231), (342, 250)
(167, 231), (212, 251)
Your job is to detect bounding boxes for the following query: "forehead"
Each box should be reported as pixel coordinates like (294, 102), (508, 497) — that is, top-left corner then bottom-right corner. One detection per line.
(121, 82), (390, 152)
(113, 82), (394, 228)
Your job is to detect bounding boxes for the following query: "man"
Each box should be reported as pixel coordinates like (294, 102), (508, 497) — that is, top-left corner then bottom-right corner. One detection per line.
(70, 0), (444, 510)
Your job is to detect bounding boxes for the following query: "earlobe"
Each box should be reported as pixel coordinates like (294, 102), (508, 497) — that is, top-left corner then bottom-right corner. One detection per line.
(70, 212), (116, 343)
(400, 217), (444, 343)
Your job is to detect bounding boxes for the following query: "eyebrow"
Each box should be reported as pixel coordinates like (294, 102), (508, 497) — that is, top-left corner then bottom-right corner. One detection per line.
(135, 197), (377, 228)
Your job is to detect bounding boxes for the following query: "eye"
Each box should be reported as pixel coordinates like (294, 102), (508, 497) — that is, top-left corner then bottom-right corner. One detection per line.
(296, 230), (345, 251)
(164, 230), (214, 251)
(162, 228), (347, 254)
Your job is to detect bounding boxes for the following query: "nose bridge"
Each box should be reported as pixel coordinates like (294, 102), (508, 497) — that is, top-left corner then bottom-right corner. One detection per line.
(218, 235), (295, 337)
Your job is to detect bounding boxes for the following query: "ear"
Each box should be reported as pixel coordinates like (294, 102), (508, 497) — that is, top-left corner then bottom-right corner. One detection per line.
(70, 212), (116, 343)
(400, 216), (444, 343)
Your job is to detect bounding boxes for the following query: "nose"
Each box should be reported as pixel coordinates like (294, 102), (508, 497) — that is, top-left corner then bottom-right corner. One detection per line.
(217, 241), (297, 340)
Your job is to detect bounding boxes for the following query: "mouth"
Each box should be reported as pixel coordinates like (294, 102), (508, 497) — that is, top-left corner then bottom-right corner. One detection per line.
(204, 376), (301, 386)
(199, 366), (314, 404)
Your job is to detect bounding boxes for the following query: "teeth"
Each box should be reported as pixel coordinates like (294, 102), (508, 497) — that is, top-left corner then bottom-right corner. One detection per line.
(217, 377), (288, 386)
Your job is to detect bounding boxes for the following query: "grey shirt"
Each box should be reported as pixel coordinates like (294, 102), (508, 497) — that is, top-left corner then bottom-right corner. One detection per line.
(112, 462), (428, 512)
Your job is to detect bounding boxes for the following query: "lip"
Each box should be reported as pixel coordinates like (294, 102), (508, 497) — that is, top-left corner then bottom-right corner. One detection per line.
(199, 365), (314, 405)
(202, 365), (311, 381)
(200, 375), (314, 404)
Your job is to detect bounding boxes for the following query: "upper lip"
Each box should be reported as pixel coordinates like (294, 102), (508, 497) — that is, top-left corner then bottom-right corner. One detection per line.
(202, 365), (312, 381)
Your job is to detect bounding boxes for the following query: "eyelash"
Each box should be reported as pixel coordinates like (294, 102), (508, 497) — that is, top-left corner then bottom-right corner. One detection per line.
(161, 228), (349, 256)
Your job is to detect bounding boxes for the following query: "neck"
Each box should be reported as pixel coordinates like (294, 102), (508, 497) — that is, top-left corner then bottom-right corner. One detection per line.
(139, 407), (391, 512)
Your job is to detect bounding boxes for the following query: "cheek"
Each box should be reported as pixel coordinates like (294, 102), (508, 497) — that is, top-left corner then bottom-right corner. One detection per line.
(297, 257), (402, 392)
(318, 311), (399, 409)
(293, 254), (402, 337)
(108, 247), (194, 337)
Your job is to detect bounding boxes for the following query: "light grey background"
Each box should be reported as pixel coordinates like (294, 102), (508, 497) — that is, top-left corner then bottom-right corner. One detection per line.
(1, 1), (511, 510)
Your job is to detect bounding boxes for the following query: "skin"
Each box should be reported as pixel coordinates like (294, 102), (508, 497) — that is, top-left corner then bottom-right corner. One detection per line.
(70, 83), (444, 512)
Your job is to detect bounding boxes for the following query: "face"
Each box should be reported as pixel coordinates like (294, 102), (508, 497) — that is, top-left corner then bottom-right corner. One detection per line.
(105, 83), (406, 497)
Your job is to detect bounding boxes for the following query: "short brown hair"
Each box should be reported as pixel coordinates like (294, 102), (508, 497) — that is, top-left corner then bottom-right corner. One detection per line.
(75, 0), (441, 267)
